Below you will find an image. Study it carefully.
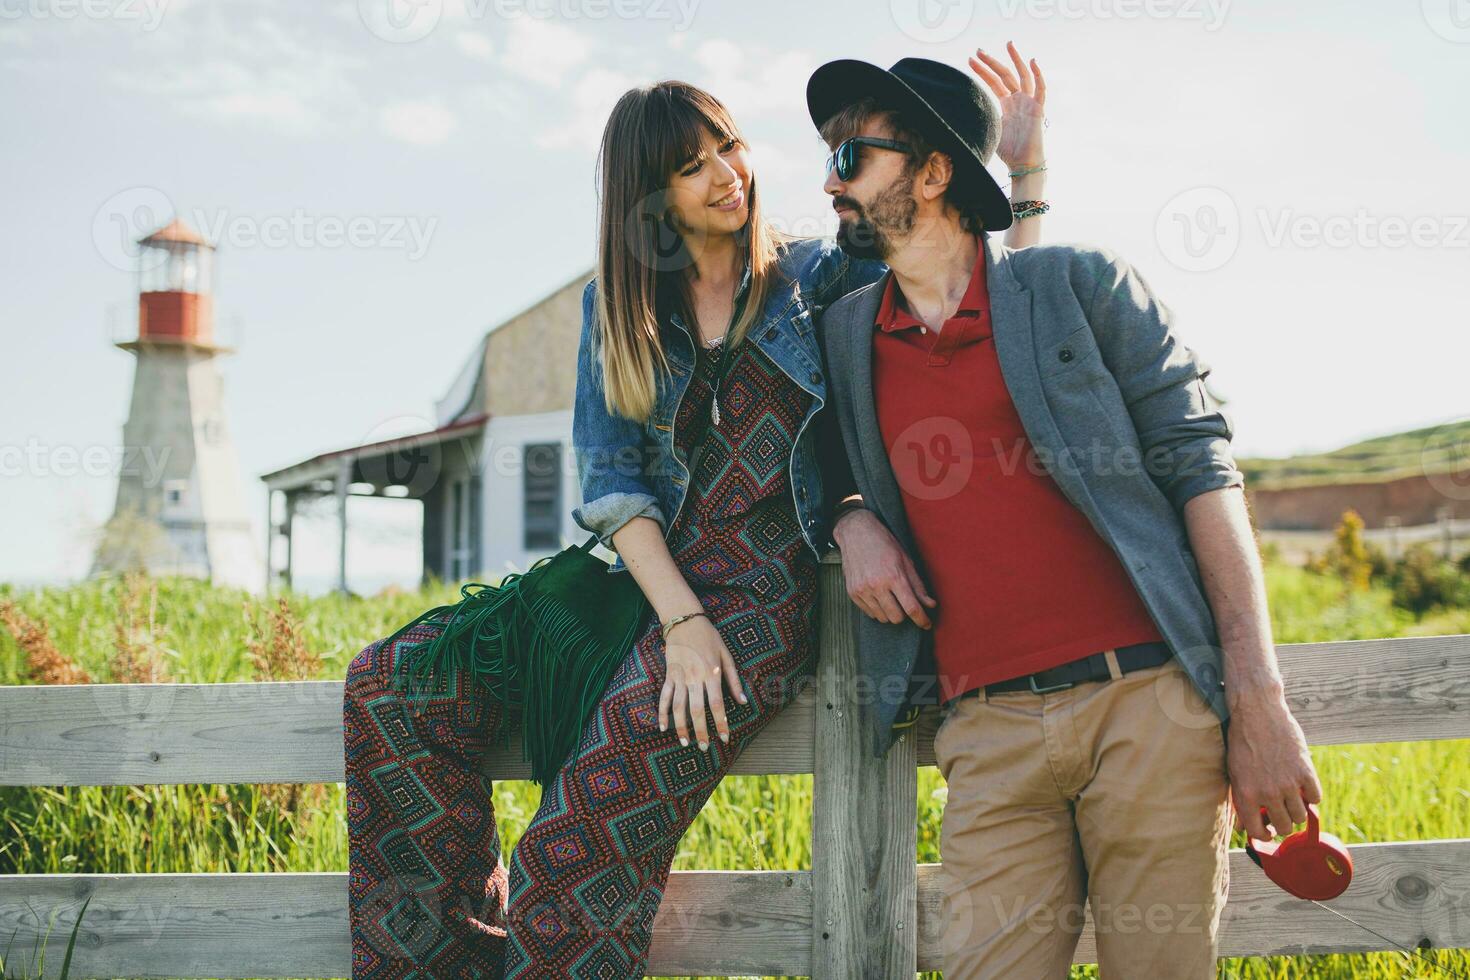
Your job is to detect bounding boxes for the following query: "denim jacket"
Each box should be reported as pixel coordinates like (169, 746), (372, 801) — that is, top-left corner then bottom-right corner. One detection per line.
(571, 237), (885, 571)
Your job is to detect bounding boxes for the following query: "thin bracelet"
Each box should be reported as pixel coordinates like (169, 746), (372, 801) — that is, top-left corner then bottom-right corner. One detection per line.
(661, 610), (708, 638)
(1008, 162), (1047, 177)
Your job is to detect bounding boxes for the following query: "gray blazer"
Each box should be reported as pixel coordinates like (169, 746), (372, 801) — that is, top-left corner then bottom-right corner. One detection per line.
(817, 231), (1244, 758)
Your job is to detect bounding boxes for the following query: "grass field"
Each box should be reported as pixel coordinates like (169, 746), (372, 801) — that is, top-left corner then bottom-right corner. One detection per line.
(1, 562), (1467, 979)
(1237, 417), (1470, 490)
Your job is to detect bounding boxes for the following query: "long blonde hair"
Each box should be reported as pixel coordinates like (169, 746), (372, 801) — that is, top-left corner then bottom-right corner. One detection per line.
(593, 81), (788, 422)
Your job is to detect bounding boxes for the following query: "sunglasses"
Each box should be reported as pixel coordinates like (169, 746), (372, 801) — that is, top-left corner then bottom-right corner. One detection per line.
(823, 136), (914, 182)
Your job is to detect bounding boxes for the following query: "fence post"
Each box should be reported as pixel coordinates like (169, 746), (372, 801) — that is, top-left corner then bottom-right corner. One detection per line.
(811, 556), (919, 979)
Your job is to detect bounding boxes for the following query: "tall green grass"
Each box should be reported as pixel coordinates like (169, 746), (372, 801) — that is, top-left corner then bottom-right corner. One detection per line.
(1, 564), (1466, 979)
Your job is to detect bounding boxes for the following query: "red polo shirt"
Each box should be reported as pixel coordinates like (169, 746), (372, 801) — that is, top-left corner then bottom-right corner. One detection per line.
(872, 237), (1162, 702)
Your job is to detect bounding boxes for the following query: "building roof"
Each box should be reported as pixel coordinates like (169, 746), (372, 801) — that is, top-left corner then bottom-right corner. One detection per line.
(139, 218), (212, 248)
(260, 412), (488, 489)
(262, 266), (591, 486)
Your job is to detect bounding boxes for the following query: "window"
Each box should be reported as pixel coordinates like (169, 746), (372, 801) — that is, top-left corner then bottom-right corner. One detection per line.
(450, 479), (469, 580)
(523, 442), (562, 551)
(163, 479), (189, 513)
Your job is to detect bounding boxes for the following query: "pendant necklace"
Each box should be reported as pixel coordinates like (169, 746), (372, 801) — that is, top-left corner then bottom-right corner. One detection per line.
(706, 294), (746, 427)
(707, 334), (725, 426)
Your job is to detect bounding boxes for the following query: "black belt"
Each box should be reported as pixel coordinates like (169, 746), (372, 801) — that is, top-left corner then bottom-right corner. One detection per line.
(947, 641), (1172, 705)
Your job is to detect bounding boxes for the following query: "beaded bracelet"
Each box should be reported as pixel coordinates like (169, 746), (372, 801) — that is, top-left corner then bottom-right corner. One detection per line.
(1011, 200), (1051, 219)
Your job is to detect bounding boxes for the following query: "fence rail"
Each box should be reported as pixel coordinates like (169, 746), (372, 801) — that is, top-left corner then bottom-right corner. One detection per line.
(2, 555), (1468, 978)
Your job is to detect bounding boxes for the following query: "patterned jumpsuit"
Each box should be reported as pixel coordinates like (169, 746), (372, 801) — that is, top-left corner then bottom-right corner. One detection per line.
(344, 330), (822, 977)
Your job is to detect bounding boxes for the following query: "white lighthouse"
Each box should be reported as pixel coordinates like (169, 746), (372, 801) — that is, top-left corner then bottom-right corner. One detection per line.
(92, 217), (263, 592)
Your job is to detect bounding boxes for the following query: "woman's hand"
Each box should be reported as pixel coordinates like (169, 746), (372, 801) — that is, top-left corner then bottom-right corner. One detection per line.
(658, 615), (746, 751)
(968, 40), (1047, 170)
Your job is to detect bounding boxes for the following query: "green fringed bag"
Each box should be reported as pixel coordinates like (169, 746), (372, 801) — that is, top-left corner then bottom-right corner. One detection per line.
(382, 533), (649, 787)
(382, 324), (740, 787)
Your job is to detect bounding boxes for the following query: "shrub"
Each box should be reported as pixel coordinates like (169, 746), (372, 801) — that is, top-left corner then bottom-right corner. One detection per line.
(1391, 543), (1470, 617)
(1312, 509), (1374, 591)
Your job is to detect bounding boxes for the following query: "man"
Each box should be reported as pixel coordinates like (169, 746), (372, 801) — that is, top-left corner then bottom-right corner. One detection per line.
(806, 57), (1323, 976)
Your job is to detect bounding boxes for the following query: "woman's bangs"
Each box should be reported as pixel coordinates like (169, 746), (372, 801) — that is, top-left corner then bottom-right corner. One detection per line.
(649, 87), (738, 175)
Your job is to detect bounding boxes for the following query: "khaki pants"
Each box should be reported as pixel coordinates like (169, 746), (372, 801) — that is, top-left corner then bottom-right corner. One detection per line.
(932, 656), (1232, 979)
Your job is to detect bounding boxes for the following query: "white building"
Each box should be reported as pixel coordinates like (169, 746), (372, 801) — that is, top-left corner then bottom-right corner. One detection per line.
(260, 270), (593, 592)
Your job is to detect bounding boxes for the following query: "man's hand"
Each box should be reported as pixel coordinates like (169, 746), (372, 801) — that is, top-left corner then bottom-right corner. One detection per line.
(968, 40), (1046, 171)
(832, 509), (938, 629)
(1226, 691), (1323, 842)
(1177, 487), (1323, 843)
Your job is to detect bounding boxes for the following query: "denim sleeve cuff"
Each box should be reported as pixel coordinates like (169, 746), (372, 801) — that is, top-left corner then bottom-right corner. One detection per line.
(572, 491), (667, 550)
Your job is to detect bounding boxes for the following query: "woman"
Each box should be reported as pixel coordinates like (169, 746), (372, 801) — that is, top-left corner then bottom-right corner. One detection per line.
(344, 43), (1049, 978)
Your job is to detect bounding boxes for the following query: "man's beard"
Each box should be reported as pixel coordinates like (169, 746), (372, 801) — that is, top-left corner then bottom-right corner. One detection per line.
(834, 173), (918, 261)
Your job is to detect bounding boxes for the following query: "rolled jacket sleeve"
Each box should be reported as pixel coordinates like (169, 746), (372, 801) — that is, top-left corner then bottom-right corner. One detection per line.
(1084, 253), (1245, 513)
(570, 279), (668, 550)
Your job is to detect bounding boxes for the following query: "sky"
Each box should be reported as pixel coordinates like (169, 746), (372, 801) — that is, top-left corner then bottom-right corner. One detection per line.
(2, 0), (1467, 591)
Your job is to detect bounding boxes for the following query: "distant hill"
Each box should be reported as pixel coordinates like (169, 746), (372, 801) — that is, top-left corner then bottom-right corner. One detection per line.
(1239, 418), (1470, 490)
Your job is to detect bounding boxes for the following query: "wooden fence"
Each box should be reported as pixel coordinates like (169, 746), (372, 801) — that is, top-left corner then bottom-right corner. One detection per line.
(2, 552), (1468, 978)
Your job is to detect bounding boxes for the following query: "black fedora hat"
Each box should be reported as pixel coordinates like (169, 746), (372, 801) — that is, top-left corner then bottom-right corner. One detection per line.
(807, 57), (1012, 231)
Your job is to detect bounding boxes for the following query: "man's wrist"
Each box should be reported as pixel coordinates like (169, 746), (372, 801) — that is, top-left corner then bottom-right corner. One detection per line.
(1224, 671), (1287, 713)
(831, 504), (868, 545)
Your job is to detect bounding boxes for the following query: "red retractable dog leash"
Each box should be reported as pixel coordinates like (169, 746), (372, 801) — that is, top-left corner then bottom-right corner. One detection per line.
(1245, 803), (1352, 900)
(1246, 803), (1465, 978)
